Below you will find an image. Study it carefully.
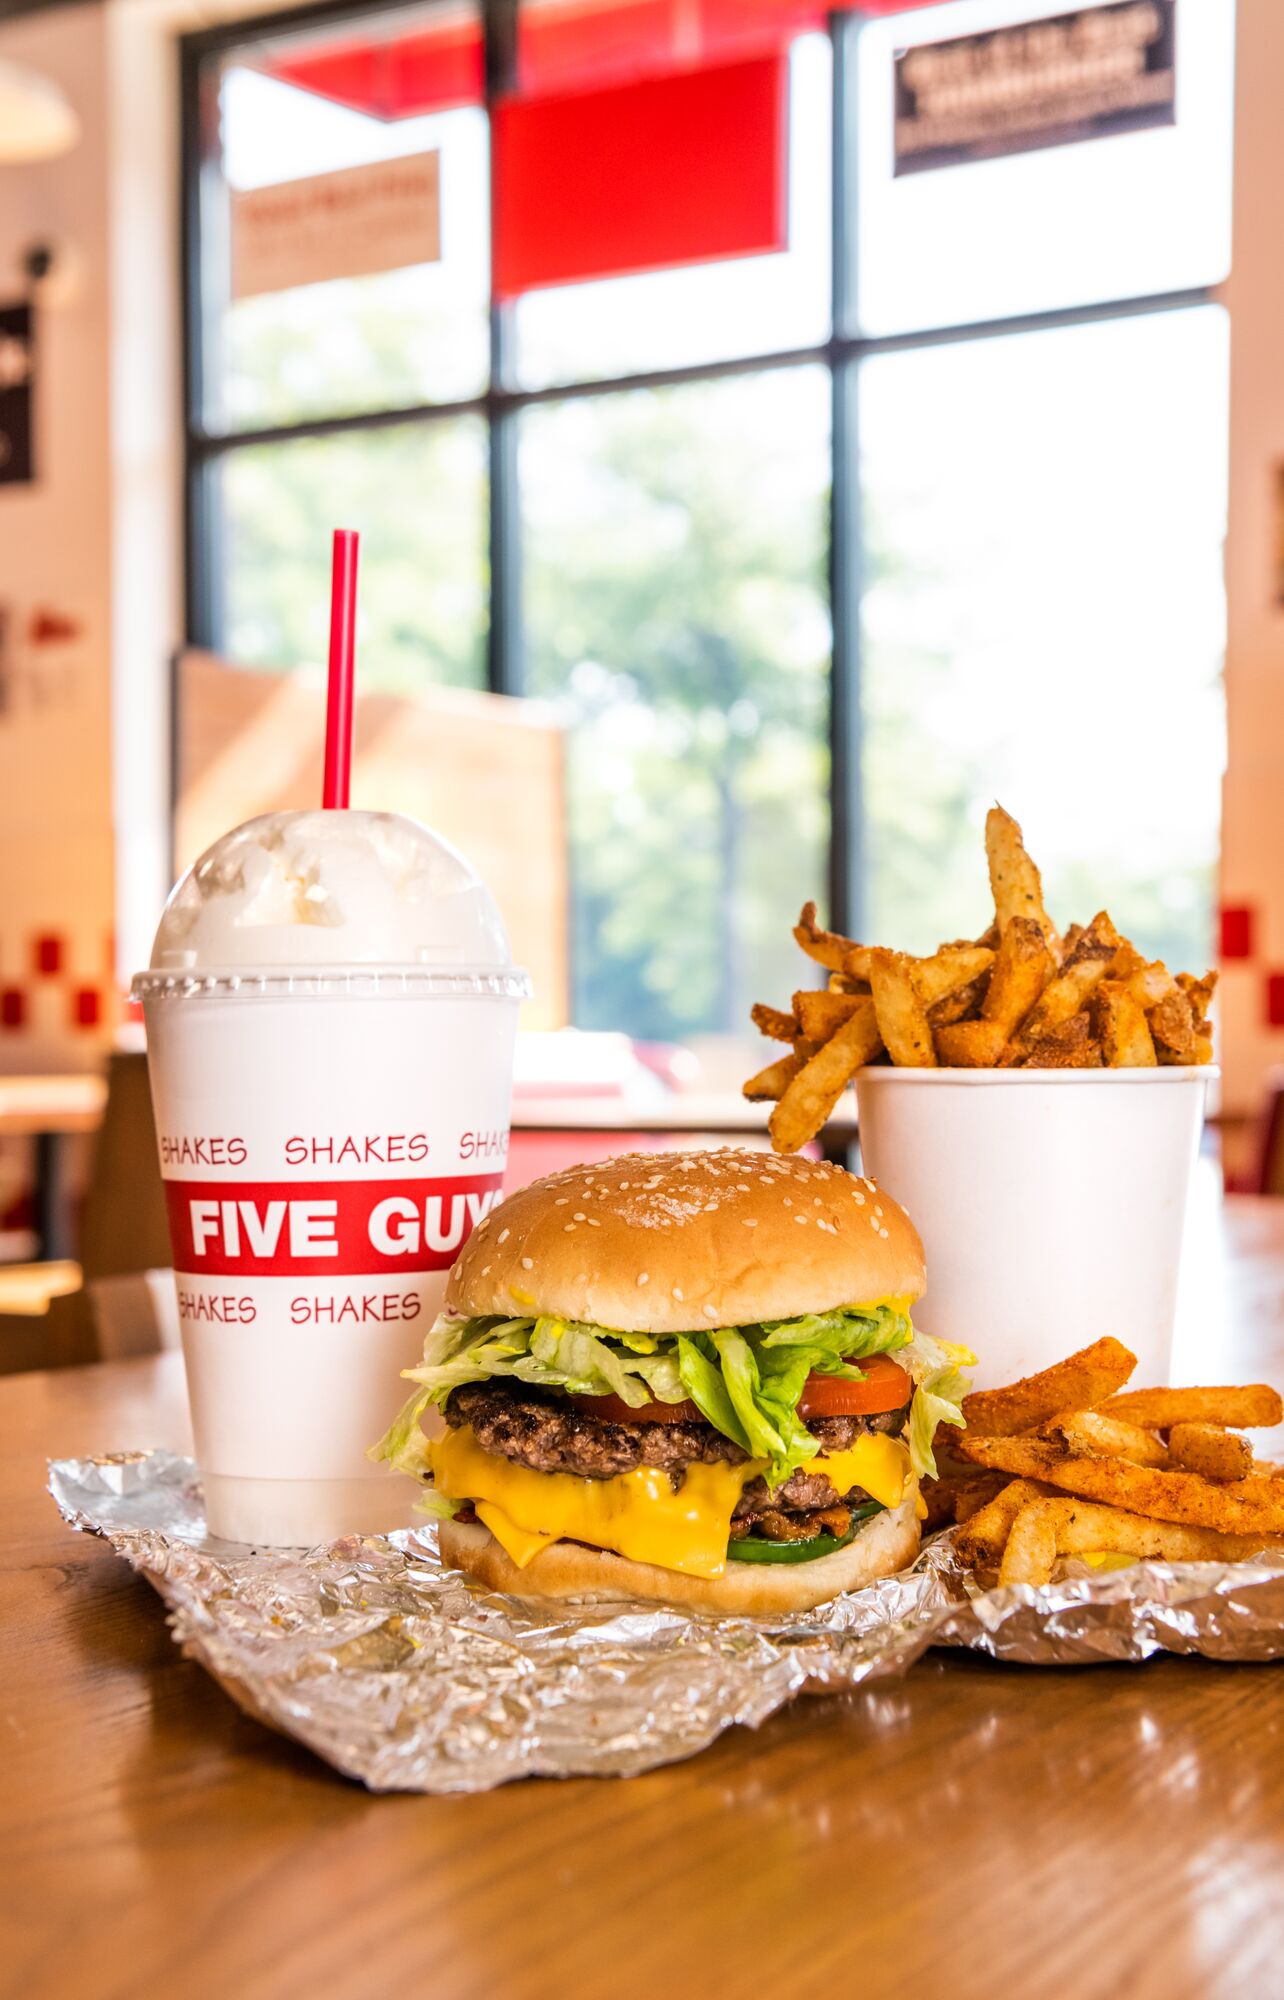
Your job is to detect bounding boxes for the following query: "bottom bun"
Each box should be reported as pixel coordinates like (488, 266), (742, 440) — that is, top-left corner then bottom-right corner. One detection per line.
(438, 1478), (921, 1616)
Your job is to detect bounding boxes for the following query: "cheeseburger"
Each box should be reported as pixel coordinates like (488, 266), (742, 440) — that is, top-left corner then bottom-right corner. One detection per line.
(375, 1151), (969, 1614)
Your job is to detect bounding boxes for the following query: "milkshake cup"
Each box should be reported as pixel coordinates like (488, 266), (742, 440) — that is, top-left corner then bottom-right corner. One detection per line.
(133, 808), (529, 1546)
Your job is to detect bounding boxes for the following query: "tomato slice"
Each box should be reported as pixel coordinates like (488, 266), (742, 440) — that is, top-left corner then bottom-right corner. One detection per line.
(797, 1352), (910, 1418)
(565, 1353), (910, 1428)
(566, 1392), (703, 1425)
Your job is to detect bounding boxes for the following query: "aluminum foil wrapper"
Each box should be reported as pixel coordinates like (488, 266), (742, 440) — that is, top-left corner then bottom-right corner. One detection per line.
(48, 1449), (1284, 1792)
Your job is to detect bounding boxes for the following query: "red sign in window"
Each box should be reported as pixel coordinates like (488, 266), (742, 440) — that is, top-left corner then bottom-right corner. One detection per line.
(494, 54), (788, 298)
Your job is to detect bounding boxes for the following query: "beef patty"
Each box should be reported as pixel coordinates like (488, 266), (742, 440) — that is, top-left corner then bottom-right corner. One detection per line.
(443, 1378), (910, 1518)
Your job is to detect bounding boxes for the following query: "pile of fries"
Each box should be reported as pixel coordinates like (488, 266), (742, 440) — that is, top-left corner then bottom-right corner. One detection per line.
(745, 804), (1216, 1153)
(926, 1337), (1284, 1587)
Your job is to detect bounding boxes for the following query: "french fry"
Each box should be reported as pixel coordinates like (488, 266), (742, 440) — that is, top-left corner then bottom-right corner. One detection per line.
(954, 1478), (1056, 1573)
(750, 1002), (797, 1044)
(934, 1018), (1007, 1067)
(997, 1496), (1271, 1587)
(742, 1053), (802, 1102)
(1149, 988), (1199, 1065)
(1012, 1013), (1103, 1070)
(1043, 1409), (1168, 1468)
(827, 971), (870, 996)
(1092, 981), (1157, 1067)
(956, 1435), (1284, 1537)
(1178, 970), (1218, 1025)
(868, 949), (937, 1068)
(982, 916), (1056, 1040)
(1102, 1384), (1284, 1430)
(985, 805), (1059, 955)
(929, 975), (990, 1027)
(768, 1000), (882, 1152)
(920, 1468), (1007, 1531)
(1112, 945), (1179, 1010)
(1168, 1423), (1254, 1483)
(914, 945), (995, 1007)
(961, 1336), (1137, 1437)
(794, 989), (867, 1041)
(793, 902), (863, 975)
(1004, 912), (1119, 1055)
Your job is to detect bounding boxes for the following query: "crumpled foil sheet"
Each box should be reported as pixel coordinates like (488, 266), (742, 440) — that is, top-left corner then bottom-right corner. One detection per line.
(48, 1449), (1284, 1792)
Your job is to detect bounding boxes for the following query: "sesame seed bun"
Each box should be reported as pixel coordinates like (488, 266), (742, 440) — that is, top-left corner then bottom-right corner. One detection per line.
(438, 1482), (921, 1615)
(447, 1150), (925, 1331)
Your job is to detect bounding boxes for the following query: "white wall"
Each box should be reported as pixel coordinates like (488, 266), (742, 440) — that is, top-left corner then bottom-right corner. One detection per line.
(1218, 0), (1284, 1114)
(0, 4), (117, 1069)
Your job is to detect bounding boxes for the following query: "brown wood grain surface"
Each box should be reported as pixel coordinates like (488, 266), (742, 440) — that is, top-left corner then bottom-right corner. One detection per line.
(6, 1194), (1284, 2000)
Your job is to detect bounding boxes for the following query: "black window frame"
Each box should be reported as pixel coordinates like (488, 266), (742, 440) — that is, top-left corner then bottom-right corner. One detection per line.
(180, 0), (1216, 949)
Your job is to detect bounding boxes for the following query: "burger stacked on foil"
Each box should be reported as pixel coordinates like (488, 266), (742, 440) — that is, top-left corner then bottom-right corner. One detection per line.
(375, 1151), (970, 1613)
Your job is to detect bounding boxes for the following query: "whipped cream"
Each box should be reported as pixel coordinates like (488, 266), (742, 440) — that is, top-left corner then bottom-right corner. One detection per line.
(151, 810), (512, 970)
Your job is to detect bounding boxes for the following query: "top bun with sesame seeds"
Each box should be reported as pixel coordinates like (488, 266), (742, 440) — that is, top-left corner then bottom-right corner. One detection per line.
(446, 1149), (925, 1330)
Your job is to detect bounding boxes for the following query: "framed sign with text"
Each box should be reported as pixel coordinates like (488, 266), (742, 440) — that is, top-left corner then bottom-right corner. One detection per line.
(894, 0), (1177, 176)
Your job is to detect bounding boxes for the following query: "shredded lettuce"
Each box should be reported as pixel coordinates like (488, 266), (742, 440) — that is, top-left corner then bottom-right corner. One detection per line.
(898, 1328), (975, 1480)
(373, 1300), (958, 1491)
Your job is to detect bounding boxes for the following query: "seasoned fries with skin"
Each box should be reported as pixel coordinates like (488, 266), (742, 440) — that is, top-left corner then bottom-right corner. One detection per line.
(956, 1434), (1284, 1537)
(1044, 1409), (1168, 1468)
(1092, 981), (1157, 1067)
(1167, 1422), (1254, 1483)
(985, 805), (1059, 955)
(981, 917), (1056, 1041)
(767, 1000), (882, 1152)
(998, 1496), (1271, 1588)
(750, 1001), (797, 1043)
(794, 989), (868, 1041)
(792, 902), (864, 975)
(868, 949), (937, 1068)
(954, 1478), (1057, 1573)
(1102, 1384), (1284, 1430)
(742, 1052), (803, 1102)
(961, 1336), (1138, 1437)
(748, 803), (1218, 1140)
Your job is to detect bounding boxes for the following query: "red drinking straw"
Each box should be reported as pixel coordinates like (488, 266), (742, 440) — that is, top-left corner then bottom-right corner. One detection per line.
(322, 527), (359, 809)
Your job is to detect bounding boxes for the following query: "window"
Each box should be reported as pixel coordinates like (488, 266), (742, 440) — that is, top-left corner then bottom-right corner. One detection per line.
(184, 0), (1235, 1047)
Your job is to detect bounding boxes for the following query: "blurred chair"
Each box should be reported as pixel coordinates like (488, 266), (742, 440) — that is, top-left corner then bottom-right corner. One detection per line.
(1251, 1072), (1284, 1198)
(0, 1051), (170, 1374)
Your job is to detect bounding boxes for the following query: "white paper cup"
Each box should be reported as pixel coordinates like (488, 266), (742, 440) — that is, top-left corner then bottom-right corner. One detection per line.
(135, 966), (527, 1545)
(855, 1066), (1216, 1390)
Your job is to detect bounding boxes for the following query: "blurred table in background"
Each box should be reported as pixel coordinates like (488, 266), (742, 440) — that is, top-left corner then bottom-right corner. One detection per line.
(0, 1072), (105, 1261)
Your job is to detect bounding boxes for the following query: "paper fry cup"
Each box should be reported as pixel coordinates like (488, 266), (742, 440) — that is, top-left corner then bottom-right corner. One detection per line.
(855, 1066), (1216, 1391)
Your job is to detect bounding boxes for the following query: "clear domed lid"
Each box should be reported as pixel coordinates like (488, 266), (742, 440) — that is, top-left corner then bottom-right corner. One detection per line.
(148, 810), (514, 971)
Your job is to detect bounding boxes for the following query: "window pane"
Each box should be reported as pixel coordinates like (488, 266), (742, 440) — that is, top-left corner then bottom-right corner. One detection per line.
(860, 306), (1228, 970)
(512, 36), (831, 391)
(216, 420), (488, 691)
(522, 368), (831, 1039)
(202, 8), (488, 431)
(855, 0), (1234, 337)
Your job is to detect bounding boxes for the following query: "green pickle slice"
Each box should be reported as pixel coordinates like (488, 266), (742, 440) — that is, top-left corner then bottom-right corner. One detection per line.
(725, 1498), (885, 1564)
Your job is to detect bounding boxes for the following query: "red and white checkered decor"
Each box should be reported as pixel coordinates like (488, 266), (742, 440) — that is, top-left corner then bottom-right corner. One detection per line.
(0, 928), (122, 1040)
(1219, 902), (1284, 1028)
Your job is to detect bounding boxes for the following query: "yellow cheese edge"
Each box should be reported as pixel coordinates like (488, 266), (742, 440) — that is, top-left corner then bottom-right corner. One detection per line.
(433, 1425), (912, 1580)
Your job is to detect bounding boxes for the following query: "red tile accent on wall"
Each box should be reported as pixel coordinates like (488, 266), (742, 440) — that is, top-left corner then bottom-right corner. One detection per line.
(72, 987), (102, 1029)
(1220, 904), (1255, 961)
(1267, 974), (1284, 1029)
(1, 988), (26, 1029)
(34, 934), (64, 976)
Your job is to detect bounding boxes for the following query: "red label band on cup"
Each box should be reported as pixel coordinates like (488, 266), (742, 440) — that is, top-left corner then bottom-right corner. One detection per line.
(163, 1173), (506, 1276)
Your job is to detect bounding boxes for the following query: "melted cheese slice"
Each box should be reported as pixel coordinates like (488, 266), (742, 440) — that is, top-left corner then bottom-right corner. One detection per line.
(434, 1426), (912, 1579)
(434, 1426), (754, 1578)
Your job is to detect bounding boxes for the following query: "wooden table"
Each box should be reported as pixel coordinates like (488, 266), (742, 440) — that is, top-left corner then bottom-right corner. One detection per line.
(6, 1192), (1284, 2000)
